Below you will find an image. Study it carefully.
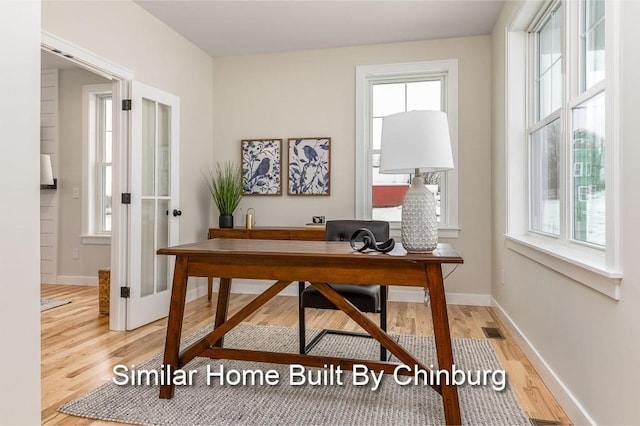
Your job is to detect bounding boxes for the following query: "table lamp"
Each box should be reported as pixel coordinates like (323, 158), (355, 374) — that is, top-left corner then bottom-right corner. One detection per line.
(40, 154), (57, 190)
(379, 110), (453, 253)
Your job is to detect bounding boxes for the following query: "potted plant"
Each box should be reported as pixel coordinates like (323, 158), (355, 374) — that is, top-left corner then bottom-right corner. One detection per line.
(206, 161), (243, 228)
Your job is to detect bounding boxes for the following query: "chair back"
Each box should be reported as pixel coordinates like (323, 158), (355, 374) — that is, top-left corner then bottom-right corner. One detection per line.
(324, 220), (389, 242)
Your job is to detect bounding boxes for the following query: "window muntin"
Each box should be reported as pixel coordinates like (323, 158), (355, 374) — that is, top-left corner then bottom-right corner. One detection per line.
(370, 78), (445, 224)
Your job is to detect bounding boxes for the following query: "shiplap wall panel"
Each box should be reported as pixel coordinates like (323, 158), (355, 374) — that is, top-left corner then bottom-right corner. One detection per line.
(40, 126), (56, 140)
(41, 99), (56, 114)
(40, 139), (56, 154)
(40, 246), (56, 260)
(41, 86), (56, 100)
(40, 112), (56, 128)
(40, 233), (56, 247)
(40, 220), (57, 235)
(41, 69), (58, 284)
(41, 72), (56, 87)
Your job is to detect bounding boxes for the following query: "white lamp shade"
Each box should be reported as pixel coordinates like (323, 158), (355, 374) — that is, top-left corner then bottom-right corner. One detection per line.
(40, 154), (54, 186)
(379, 110), (454, 174)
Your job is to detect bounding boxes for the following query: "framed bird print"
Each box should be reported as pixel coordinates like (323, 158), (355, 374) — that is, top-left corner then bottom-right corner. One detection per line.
(241, 139), (282, 195)
(288, 138), (331, 195)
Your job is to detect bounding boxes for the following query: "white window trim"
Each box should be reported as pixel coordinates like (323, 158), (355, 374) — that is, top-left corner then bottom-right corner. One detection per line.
(505, 0), (622, 299)
(81, 83), (112, 245)
(355, 60), (459, 238)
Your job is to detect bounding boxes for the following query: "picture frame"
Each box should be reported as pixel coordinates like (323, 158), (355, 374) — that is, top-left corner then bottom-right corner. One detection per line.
(288, 138), (331, 195)
(241, 139), (282, 195)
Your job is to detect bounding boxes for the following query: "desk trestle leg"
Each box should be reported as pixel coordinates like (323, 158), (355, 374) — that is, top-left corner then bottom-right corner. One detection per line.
(426, 263), (462, 425)
(212, 278), (232, 348)
(159, 256), (189, 399)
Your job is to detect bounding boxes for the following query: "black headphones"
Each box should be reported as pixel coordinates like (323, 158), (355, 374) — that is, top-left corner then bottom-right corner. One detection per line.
(349, 228), (396, 254)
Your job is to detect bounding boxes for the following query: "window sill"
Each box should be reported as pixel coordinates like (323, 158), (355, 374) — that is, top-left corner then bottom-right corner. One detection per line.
(81, 234), (111, 245)
(505, 234), (622, 300)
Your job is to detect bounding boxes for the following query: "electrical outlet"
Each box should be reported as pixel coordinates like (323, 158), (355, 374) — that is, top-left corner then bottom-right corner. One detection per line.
(72, 248), (80, 260)
(500, 269), (505, 285)
(72, 187), (80, 199)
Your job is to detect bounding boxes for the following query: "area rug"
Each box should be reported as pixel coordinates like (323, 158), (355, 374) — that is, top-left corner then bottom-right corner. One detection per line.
(40, 298), (71, 312)
(59, 324), (529, 425)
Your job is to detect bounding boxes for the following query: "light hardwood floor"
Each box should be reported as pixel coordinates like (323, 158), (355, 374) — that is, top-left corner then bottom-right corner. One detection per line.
(41, 284), (571, 425)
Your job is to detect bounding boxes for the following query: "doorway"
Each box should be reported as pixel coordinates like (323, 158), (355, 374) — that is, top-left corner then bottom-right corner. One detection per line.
(41, 32), (131, 330)
(40, 51), (112, 289)
(41, 32), (182, 331)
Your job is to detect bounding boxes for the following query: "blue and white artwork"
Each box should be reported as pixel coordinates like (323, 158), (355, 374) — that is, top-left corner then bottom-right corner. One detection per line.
(241, 139), (282, 195)
(288, 138), (331, 195)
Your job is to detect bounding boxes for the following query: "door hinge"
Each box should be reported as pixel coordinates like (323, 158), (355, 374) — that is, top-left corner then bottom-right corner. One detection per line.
(120, 287), (131, 298)
(121, 193), (131, 204)
(122, 99), (132, 111)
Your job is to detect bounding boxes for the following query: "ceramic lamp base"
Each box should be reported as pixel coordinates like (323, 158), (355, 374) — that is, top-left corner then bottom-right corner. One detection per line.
(401, 176), (438, 253)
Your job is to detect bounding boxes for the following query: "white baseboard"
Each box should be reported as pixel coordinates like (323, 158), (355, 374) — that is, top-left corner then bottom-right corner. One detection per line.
(447, 292), (492, 306)
(491, 297), (594, 425)
(185, 277), (209, 303)
(206, 278), (490, 306)
(56, 275), (98, 286)
(389, 287), (490, 305)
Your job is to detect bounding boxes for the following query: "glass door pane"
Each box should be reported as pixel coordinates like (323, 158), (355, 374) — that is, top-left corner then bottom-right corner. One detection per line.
(140, 99), (172, 297)
(157, 103), (171, 197)
(142, 99), (156, 197)
(141, 199), (155, 297)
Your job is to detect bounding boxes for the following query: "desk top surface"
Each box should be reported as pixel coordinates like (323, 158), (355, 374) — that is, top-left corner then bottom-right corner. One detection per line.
(158, 238), (463, 264)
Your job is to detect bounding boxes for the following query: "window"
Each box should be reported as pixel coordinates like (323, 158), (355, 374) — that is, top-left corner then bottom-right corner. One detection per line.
(505, 0), (621, 298)
(372, 79), (443, 223)
(82, 84), (113, 244)
(527, 0), (605, 246)
(355, 60), (459, 237)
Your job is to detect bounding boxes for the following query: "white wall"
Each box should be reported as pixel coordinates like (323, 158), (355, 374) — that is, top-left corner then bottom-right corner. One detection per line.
(42, 0), (214, 247)
(0, 1), (42, 423)
(57, 68), (111, 282)
(212, 36), (493, 299)
(492, 2), (640, 424)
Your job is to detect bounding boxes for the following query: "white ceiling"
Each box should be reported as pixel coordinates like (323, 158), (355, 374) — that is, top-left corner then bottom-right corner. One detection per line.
(134, 0), (505, 57)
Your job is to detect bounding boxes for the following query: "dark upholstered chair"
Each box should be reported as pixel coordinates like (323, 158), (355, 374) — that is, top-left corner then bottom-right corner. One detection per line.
(298, 220), (390, 361)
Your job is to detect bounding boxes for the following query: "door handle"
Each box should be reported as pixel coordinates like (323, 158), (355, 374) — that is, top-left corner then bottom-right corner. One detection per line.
(172, 209), (182, 217)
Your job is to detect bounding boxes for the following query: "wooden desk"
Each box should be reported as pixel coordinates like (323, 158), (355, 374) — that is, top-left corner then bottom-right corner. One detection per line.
(157, 238), (464, 424)
(206, 227), (324, 300)
(208, 226), (325, 241)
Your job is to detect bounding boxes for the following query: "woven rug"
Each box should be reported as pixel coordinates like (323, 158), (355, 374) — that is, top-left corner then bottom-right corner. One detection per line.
(60, 324), (529, 425)
(40, 298), (71, 312)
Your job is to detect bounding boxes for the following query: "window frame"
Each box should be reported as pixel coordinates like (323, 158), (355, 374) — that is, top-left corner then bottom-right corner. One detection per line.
(505, 0), (622, 299)
(355, 60), (459, 238)
(81, 83), (113, 245)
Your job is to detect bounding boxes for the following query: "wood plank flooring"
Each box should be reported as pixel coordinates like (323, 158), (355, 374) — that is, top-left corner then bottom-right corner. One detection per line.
(41, 284), (571, 425)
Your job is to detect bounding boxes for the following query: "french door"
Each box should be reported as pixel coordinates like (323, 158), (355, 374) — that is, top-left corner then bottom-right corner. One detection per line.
(126, 82), (180, 330)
